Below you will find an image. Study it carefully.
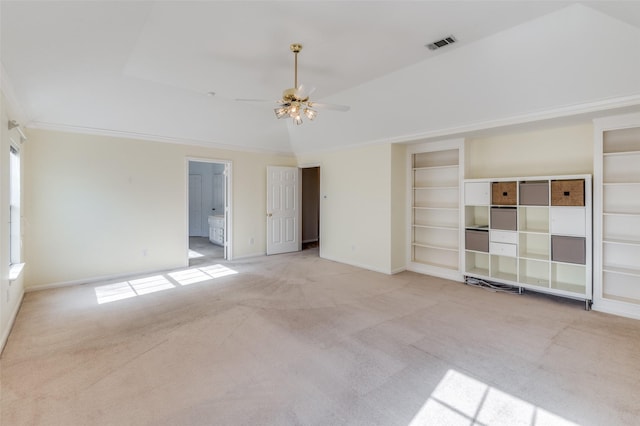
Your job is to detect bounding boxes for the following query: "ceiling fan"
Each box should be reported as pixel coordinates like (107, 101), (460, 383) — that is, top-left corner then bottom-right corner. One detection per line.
(236, 43), (350, 125)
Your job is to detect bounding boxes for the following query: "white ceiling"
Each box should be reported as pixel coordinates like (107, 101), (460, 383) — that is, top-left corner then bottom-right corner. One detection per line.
(2, 1), (640, 154)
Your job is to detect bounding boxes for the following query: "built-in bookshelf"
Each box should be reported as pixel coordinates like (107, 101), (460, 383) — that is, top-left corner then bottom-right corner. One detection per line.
(594, 113), (640, 319)
(407, 139), (464, 281)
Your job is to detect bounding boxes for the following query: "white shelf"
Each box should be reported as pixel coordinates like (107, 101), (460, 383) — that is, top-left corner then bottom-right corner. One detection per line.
(413, 186), (459, 190)
(466, 267), (490, 277)
(464, 174), (592, 302)
(413, 164), (459, 171)
(603, 238), (640, 246)
(602, 265), (640, 277)
(603, 182), (640, 187)
(413, 203), (458, 210)
(602, 149), (640, 157)
(412, 241), (458, 251)
(413, 224), (458, 231)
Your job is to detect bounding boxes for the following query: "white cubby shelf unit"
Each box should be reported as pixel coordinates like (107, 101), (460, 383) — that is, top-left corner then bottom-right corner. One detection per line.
(463, 175), (593, 307)
(594, 113), (640, 320)
(407, 139), (464, 282)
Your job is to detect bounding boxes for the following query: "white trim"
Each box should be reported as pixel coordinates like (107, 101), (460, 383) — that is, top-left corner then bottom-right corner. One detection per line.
(320, 254), (393, 275)
(27, 121), (296, 157)
(24, 266), (185, 293)
(231, 252), (266, 260)
(593, 300), (640, 321)
(0, 289), (24, 354)
(390, 266), (407, 275)
(406, 262), (465, 282)
(186, 157), (233, 261)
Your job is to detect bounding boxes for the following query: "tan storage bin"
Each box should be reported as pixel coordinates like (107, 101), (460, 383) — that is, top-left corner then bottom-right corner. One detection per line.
(551, 235), (586, 264)
(551, 179), (585, 206)
(492, 181), (517, 205)
(491, 207), (517, 231)
(519, 181), (549, 206)
(465, 229), (489, 252)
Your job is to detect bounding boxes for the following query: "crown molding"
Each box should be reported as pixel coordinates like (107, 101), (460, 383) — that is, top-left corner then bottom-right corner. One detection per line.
(27, 121), (296, 157)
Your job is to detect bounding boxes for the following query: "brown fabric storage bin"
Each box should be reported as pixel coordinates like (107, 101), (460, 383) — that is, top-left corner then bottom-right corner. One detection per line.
(492, 181), (517, 205)
(551, 179), (585, 206)
(466, 229), (489, 252)
(490, 207), (517, 231)
(519, 181), (549, 206)
(551, 235), (586, 264)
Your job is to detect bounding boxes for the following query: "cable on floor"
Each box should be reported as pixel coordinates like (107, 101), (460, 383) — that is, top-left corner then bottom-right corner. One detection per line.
(464, 276), (521, 294)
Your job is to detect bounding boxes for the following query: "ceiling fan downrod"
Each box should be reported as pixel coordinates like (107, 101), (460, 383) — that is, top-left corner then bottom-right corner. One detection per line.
(290, 43), (302, 89)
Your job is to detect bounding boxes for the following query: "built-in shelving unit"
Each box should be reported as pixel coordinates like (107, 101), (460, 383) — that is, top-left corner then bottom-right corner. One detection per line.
(407, 139), (464, 281)
(463, 175), (592, 307)
(594, 113), (640, 319)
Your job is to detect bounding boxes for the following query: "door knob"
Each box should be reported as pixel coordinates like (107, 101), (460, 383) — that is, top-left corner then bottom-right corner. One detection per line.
(267, 213), (273, 217)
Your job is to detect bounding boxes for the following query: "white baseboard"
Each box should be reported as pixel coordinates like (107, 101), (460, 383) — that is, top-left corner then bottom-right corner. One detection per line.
(320, 254), (392, 275)
(406, 262), (464, 282)
(231, 252), (266, 261)
(1, 288), (24, 355)
(390, 266), (407, 275)
(25, 265), (185, 293)
(592, 300), (640, 321)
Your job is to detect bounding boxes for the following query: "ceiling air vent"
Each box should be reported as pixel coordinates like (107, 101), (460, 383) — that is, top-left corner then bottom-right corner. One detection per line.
(426, 36), (457, 51)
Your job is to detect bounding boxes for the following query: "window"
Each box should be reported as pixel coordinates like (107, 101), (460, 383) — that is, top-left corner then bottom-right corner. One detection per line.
(9, 145), (21, 265)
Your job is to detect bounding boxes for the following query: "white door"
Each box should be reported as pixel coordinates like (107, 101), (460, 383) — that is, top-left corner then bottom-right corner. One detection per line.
(266, 166), (301, 255)
(189, 174), (203, 236)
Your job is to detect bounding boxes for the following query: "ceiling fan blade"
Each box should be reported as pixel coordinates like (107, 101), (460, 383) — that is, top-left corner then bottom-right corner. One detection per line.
(308, 102), (350, 112)
(235, 98), (280, 103)
(295, 84), (316, 99)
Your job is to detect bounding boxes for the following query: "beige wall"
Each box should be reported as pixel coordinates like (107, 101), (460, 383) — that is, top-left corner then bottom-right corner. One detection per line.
(297, 144), (393, 274)
(24, 129), (295, 288)
(390, 143), (407, 272)
(466, 123), (594, 178)
(295, 123), (595, 275)
(20, 121), (596, 290)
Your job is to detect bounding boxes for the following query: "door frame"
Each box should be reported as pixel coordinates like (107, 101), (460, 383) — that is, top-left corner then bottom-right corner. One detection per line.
(185, 157), (233, 262)
(299, 163), (321, 253)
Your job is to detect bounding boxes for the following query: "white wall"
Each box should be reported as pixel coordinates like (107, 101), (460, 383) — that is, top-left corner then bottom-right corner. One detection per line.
(1, 91), (26, 351)
(297, 144), (393, 274)
(24, 129), (295, 289)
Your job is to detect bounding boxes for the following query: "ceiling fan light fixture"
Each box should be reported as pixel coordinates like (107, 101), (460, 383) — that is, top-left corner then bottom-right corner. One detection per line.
(304, 108), (317, 121)
(293, 115), (303, 126)
(274, 107), (288, 119)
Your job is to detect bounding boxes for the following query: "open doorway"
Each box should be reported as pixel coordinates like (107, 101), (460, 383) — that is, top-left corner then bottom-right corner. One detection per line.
(187, 158), (232, 265)
(301, 166), (320, 252)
